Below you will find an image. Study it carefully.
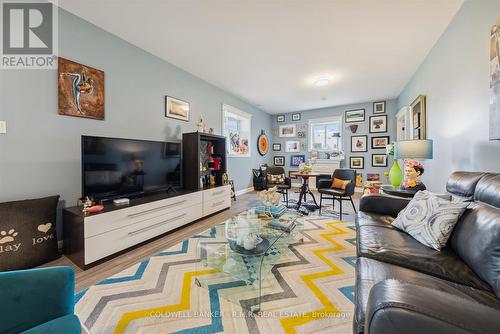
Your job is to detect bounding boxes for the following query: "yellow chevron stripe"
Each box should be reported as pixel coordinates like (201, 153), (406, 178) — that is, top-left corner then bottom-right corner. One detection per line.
(280, 221), (349, 333)
(113, 268), (218, 334)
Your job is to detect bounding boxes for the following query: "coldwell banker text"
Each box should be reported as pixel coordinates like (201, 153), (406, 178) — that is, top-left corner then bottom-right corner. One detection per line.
(1, 0), (58, 69)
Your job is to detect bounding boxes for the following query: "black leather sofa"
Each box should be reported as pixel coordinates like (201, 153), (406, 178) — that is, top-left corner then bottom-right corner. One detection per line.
(354, 171), (500, 334)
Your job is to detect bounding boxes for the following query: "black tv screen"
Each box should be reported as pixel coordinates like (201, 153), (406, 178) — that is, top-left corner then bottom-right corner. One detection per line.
(82, 136), (182, 200)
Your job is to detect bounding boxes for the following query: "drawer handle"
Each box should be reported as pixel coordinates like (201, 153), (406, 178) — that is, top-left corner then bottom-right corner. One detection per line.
(128, 213), (187, 236)
(127, 200), (187, 218)
(212, 200), (225, 207)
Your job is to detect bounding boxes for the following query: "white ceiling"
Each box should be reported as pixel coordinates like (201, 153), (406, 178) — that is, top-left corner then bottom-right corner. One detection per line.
(56, 0), (463, 114)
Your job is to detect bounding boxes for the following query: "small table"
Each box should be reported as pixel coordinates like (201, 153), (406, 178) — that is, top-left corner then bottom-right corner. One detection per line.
(380, 185), (419, 198)
(291, 172), (321, 210)
(195, 208), (304, 313)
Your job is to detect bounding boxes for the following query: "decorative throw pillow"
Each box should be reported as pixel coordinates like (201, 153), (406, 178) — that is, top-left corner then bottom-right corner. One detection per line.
(331, 178), (351, 190)
(267, 173), (285, 184)
(392, 191), (469, 251)
(0, 195), (60, 272)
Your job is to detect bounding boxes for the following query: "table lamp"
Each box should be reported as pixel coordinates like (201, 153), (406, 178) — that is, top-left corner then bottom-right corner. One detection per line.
(394, 140), (433, 190)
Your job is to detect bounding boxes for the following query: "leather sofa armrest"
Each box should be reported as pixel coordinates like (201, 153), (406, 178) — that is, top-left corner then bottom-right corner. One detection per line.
(359, 194), (410, 217)
(365, 280), (500, 334)
(317, 179), (331, 189)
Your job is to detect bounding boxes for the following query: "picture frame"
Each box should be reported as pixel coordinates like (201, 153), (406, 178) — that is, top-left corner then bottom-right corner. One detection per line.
(277, 115), (285, 123)
(367, 173), (380, 181)
(369, 115), (387, 133)
(371, 136), (390, 149)
(372, 154), (388, 167)
(274, 156), (285, 166)
(165, 96), (190, 121)
(290, 154), (305, 167)
(351, 135), (368, 152)
(411, 95), (426, 139)
(292, 113), (301, 121)
(222, 104), (252, 157)
(350, 156), (364, 169)
(373, 101), (386, 114)
(345, 109), (365, 123)
(272, 143), (281, 151)
(285, 140), (300, 152)
(279, 124), (297, 137)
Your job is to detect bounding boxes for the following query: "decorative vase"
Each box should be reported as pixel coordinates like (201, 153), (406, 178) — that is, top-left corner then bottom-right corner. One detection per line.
(389, 160), (403, 187)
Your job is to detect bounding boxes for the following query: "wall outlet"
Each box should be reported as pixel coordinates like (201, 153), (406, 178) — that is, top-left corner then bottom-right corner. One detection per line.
(0, 121), (6, 134)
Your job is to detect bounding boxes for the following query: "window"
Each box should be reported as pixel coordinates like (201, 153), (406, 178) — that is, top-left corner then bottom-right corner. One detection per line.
(308, 116), (342, 152)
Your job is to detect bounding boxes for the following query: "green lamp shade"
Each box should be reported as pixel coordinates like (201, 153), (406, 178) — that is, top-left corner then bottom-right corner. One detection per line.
(394, 140), (433, 159)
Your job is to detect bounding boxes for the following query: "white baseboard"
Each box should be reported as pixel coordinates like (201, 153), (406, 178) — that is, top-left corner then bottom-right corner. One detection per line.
(236, 187), (254, 196)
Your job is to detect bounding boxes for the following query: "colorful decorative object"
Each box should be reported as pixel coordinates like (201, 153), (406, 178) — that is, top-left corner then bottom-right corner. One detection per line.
(165, 96), (190, 121)
(386, 143), (403, 187)
(349, 124), (358, 133)
(367, 173), (380, 181)
(394, 140), (433, 190)
(356, 173), (363, 187)
(58, 57), (104, 120)
(257, 130), (269, 156)
(290, 154), (305, 167)
(197, 116), (205, 132)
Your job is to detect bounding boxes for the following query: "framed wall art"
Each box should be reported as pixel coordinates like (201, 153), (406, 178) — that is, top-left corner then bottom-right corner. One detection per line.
(410, 95), (426, 139)
(292, 113), (301, 121)
(372, 154), (388, 167)
(290, 154), (305, 167)
(58, 57), (105, 120)
(277, 115), (285, 123)
(371, 136), (390, 149)
(351, 135), (367, 152)
(345, 109), (365, 123)
(222, 104), (252, 157)
(274, 156), (285, 166)
(369, 115), (387, 133)
(285, 140), (300, 152)
(350, 156), (364, 169)
(257, 130), (269, 156)
(165, 96), (190, 121)
(279, 124), (297, 137)
(272, 143), (281, 151)
(373, 101), (386, 114)
(490, 20), (500, 140)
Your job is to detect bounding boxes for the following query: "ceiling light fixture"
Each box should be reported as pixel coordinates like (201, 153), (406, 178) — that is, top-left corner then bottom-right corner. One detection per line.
(313, 75), (331, 87)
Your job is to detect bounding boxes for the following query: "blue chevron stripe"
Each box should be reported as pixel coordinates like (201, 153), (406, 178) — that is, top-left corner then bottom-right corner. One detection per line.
(191, 227), (217, 238)
(339, 285), (355, 303)
(172, 280), (248, 334)
(156, 240), (190, 256)
(75, 288), (88, 304)
(342, 256), (357, 267)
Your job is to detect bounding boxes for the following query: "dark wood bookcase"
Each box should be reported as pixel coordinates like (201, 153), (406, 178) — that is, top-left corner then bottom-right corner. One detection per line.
(182, 132), (227, 190)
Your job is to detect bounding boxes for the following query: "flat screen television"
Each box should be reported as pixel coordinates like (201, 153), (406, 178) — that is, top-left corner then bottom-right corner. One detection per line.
(82, 136), (182, 201)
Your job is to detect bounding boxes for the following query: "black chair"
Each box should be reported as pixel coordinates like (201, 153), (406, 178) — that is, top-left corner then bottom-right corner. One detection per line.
(265, 166), (291, 206)
(318, 168), (357, 219)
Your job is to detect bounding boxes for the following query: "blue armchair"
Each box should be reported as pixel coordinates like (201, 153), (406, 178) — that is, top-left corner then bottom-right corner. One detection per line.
(0, 266), (81, 334)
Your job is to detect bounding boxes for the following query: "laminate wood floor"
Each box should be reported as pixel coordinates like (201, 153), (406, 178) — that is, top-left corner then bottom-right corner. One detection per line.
(45, 191), (360, 291)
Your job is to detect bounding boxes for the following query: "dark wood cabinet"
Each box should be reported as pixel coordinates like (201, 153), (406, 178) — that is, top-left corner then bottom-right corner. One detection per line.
(182, 132), (227, 190)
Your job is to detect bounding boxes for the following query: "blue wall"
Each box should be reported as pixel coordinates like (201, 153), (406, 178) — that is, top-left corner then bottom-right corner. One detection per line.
(398, 0), (500, 191)
(0, 8), (272, 215)
(271, 99), (398, 183)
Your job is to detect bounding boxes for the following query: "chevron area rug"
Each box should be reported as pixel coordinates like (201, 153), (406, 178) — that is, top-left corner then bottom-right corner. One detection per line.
(75, 215), (356, 334)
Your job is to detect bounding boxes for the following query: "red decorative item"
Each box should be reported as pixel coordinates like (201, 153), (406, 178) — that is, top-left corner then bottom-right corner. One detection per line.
(85, 204), (104, 213)
(213, 157), (221, 170)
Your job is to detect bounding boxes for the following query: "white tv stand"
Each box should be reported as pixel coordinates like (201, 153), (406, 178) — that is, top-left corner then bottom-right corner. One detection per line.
(63, 185), (231, 269)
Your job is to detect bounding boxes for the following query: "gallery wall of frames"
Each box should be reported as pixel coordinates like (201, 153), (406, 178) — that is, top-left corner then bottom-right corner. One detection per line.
(270, 99), (399, 185)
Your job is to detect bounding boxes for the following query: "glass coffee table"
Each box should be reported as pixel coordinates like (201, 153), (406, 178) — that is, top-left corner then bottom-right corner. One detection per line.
(195, 207), (304, 313)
